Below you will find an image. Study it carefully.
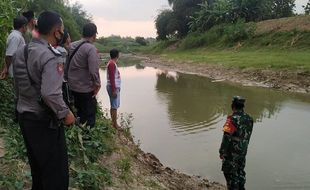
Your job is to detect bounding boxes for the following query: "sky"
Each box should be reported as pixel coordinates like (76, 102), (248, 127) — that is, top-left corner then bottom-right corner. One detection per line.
(70, 0), (308, 38)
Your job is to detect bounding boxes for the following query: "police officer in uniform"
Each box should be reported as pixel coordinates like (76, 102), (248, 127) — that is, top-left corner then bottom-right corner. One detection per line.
(67, 23), (100, 128)
(13, 11), (75, 190)
(219, 96), (254, 190)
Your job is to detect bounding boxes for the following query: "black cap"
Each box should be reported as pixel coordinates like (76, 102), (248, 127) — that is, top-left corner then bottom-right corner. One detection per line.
(13, 16), (28, 30)
(232, 96), (245, 105)
(22, 10), (34, 22)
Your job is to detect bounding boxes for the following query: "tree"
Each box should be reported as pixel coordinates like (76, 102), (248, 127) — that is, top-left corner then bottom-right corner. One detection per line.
(188, 0), (296, 33)
(155, 10), (178, 40)
(303, 0), (310, 15)
(170, 0), (204, 37)
(69, 2), (92, 34)
(135, 37), (148, 46)
(189, 0), (231, 32)
(27, 0), (92, 40)
(155, 0), (203, 39)
(271, 0), (295, 18)
(228, 0), (266, 22)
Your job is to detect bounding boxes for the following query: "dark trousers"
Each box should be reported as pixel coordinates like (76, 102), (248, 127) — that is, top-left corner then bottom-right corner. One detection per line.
(19, 112), (69, 190)
(224, 171), (246, 190)
(72, 91), (97, 128)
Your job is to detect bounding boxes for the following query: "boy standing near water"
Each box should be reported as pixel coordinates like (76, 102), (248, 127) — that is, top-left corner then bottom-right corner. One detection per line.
(106, 49), (121, 129)
(219, 96), (254, 190)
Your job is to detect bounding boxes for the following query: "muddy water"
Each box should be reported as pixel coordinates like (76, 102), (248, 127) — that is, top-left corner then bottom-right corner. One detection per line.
(98, 65), (310, 190)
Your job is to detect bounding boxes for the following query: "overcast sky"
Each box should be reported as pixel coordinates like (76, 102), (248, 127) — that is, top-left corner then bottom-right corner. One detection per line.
(70, 0), (308, 38)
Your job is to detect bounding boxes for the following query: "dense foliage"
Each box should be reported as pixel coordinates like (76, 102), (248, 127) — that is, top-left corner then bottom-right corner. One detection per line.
(0, 1), (118, 189)
(0, 0), (90, 68)
(304, 0), (310, 14)
(156, 0), (203, 39)
(27, 0), (91, 40)
(96, 35), (155, 53)
(0, 79), (115, 189)
(0, 0), (27, 67)
(156, 0), (298, 39)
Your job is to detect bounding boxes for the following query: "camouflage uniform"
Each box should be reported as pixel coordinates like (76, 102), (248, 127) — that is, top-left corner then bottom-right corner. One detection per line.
(219, 97), (253, 190)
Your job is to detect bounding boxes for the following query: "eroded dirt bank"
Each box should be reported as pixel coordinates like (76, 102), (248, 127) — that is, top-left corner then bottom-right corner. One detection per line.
(103, 131), (225, 190)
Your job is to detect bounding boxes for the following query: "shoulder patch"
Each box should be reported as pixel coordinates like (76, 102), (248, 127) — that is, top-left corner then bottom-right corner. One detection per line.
(223, 116), (237, 135)
(57, 63), (64, 74)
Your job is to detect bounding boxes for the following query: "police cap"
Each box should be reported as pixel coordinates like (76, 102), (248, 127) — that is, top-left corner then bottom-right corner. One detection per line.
(232, 96), (246, 105)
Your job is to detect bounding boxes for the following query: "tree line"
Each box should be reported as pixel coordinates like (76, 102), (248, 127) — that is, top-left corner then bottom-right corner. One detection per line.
(0, 0), (90, 66)
(156, 0), (310, 40)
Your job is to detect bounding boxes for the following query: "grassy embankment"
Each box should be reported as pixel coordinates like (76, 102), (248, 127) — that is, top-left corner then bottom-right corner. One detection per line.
(0, 79), (132, 189)
(144, 16), (310, 72)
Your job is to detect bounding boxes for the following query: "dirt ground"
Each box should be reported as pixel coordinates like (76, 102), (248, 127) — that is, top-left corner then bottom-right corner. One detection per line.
(137, 55), (310, 94)
(255, 15), (310, 35)
(102, 132), (225, 190)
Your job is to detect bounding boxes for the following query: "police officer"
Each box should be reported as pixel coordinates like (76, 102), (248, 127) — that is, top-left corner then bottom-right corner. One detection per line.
(0, 15), (28, 79)
(22, 10), (37, 43)
(219, 96), (254, 190)
(13, 11), (75, 190)
(67, 23), (100, 128)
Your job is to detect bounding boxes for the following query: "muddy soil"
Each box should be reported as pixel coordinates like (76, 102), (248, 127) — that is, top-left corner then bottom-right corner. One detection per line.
(102, 131), (225, 190)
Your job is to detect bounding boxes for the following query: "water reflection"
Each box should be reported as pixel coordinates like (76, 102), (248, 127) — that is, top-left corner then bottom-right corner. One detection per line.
(98, 65), (310, 190)
(155, 71), (310, 135)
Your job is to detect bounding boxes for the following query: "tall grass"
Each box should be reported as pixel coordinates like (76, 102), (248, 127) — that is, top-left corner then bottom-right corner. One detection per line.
(0, 79), (116, 189)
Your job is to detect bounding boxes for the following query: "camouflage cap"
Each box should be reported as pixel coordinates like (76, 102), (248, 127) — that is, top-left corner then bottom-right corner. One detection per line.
(232, 96), (246, 105)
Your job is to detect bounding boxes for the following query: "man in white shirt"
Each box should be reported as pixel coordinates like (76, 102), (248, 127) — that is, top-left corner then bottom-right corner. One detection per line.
(0, 16), (28, 79)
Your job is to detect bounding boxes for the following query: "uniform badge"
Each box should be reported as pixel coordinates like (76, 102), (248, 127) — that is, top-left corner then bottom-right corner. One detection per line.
(57, 63), (64, 74)
(223, 116), (236, 135)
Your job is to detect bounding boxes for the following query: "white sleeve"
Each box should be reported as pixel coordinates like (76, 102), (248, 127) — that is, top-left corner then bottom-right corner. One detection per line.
(6, 36), (21, 56)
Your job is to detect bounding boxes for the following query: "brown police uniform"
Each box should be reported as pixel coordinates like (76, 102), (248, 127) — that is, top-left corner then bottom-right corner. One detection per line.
(13, 38), (69, 190)
(67, 38), (101, 128)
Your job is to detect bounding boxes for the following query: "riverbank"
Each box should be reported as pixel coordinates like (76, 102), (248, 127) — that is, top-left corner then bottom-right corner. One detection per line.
(134, 16), (310, 94)
(102, 127), (224, 190)
(0, 79), (225, 190)
(136, 53), (310, 94)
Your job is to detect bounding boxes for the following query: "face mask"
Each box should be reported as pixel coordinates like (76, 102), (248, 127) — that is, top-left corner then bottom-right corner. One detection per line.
(55, 30), (64, 46)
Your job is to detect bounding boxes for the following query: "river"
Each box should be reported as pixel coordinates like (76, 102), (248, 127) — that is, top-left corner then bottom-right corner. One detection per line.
(98, 64), (310, 190)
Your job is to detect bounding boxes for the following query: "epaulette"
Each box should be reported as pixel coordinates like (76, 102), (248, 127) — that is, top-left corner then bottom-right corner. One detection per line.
(48, 44), (62, 56)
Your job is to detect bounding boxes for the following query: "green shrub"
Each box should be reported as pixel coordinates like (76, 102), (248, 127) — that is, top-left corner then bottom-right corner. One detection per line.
(223, 20), (256, 43)
(0, 79), (115, 189)
(180, 24), (226, 49)
(179, 33), (206, 49)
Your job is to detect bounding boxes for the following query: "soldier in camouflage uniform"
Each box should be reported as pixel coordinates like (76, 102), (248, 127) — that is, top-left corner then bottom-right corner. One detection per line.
(219, 96), (254, 190)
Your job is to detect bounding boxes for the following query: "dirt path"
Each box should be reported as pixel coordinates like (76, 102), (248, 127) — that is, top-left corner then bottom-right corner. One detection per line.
(135, 55), (310, 94)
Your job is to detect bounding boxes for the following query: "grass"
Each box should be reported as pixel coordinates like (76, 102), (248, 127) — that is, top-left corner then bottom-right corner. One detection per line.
(140, 16), (310, 72)
(163, 48), (310, 71)
(0, 79), (117, 189)
(116, 157), (132, 183)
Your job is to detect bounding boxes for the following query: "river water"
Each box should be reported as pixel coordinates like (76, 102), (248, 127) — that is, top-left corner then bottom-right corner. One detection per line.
(98, 65), (310, 190)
